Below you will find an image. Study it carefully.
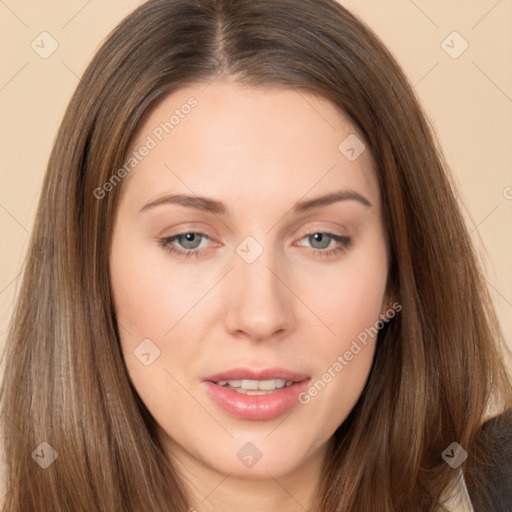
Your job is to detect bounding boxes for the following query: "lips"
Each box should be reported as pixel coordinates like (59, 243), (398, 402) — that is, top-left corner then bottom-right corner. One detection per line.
(202, 367), (311, 421)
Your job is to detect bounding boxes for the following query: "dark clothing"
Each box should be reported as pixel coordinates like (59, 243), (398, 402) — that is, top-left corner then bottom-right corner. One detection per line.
(465, 409), (512, 512)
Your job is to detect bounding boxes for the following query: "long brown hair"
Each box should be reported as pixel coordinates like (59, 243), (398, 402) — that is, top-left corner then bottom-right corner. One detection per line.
(1, 0), (511, 510)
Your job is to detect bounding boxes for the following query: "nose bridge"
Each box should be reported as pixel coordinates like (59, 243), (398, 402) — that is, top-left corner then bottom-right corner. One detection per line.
(223, 235), (295, 340)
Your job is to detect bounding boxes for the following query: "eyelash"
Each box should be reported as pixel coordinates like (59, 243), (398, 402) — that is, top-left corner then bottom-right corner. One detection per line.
(158, 230), (352, 259)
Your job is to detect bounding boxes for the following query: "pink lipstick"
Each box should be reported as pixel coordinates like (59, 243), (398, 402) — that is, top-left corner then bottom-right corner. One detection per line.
(202, 367), (311, 421)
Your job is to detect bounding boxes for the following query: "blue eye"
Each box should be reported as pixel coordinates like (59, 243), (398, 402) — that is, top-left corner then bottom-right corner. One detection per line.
(298, 232), (352, 258)
(158, 231), (352, 259)
(158, 232), (210, 258)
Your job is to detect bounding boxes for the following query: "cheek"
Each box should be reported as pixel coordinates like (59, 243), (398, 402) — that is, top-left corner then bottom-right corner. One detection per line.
(293, 240), (387, 423)
(110, 237), (204, 420)
(299, 239), (388, 346)
(110, 234), (206, 340)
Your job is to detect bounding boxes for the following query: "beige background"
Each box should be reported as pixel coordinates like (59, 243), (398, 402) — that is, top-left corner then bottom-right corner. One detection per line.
(0, 1), (511, 366)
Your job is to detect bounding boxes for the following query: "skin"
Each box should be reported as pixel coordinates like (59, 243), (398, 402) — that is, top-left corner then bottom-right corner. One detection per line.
(110, 78), (391, 512)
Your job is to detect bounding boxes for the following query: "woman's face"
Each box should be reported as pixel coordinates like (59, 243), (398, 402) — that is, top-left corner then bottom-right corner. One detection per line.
(110, 79), (390, 484)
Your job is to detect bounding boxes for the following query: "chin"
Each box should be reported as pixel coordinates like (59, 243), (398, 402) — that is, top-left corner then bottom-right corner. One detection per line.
(199, 433), (321, 479)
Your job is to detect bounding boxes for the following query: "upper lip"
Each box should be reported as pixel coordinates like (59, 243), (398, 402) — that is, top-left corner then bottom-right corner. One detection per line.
(203, 367), (310, 383)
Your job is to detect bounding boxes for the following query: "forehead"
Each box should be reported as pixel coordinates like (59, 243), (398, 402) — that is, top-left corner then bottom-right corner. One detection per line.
(119, 79), (380, 214)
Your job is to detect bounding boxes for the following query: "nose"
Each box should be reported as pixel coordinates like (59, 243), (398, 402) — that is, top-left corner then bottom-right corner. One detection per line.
(223, 246), (296, 342)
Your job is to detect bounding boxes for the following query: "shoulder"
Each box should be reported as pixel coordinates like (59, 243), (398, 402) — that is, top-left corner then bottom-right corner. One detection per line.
(464, 409), (512, 512)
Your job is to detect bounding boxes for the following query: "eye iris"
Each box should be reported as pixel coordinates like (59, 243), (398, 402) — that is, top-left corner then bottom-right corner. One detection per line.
(309, 233), (331, 249)
(178, 233), (202, 249)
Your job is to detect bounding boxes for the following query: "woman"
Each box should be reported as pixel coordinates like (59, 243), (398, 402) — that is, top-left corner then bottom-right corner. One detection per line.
(1, 0), (511, 510)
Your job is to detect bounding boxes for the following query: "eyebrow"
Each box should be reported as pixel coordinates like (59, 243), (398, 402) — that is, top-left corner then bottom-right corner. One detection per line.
(139, 189), (372, 215)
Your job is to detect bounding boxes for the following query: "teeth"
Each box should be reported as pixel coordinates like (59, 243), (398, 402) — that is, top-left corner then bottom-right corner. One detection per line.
(256, 379), (283, 390)
(217, 379), (293, 391)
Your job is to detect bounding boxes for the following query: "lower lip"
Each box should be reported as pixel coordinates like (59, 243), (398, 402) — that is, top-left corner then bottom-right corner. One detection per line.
(202, 380), (310, 421)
